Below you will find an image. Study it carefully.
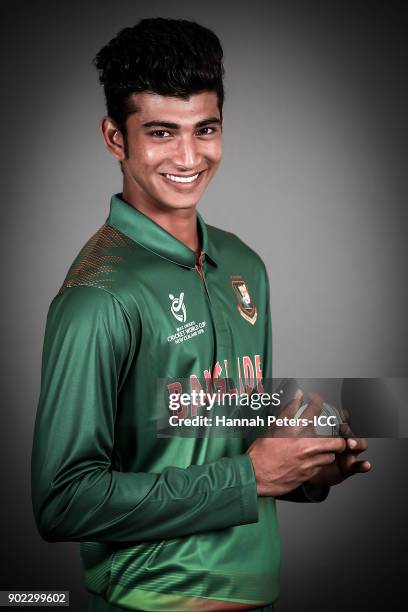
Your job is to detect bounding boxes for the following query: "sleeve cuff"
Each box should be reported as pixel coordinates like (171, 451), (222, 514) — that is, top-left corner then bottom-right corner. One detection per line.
(235, 454), (259, 524)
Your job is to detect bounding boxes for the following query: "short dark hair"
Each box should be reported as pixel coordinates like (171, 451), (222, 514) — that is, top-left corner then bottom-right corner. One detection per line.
(93, 18), (225, 140)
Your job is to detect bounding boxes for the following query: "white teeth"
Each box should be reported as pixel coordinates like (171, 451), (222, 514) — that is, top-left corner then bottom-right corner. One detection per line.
(164, 173), (200, 183)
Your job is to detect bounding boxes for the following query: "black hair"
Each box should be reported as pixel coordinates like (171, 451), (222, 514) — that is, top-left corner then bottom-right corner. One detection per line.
(93, 18), (224, 151)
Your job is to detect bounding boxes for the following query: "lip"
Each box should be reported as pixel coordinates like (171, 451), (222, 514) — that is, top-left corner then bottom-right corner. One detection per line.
(159, 170), (206, 189)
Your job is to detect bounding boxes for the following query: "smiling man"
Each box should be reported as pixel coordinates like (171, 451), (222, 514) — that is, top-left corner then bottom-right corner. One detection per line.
(31, 18), (370, 612)
(103, 90), (222, 252)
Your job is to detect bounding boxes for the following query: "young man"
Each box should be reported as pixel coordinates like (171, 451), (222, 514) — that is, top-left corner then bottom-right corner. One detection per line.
(31, 18), (370, 612)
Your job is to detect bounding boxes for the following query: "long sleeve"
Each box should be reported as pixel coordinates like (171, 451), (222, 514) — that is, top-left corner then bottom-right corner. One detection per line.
(31, 285), (258, 544)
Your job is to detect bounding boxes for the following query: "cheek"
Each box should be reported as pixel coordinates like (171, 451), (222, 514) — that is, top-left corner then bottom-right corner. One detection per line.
(144, 146), (164, 164)
(206, 140), (222, 165)
(130, 139), (164, 166)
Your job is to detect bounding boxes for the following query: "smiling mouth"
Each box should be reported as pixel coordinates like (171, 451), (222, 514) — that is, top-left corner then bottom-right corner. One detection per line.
(160, 171), (204, 184)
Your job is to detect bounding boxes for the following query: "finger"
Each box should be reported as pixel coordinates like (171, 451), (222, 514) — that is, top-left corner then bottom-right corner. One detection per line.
(303, 437), (346, 456)
(317, 436), (346, 453)
(308, 452), (337, 468)
(340, 451), (358, 473)
(346, 437), (369, 452)
(340, 450), (371, 473)
(349, 459), (372, 474)
(339, 422), (354, 438)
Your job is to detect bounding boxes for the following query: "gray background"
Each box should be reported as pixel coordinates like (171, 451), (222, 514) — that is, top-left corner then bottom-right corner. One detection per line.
(1, 0), (407, 610)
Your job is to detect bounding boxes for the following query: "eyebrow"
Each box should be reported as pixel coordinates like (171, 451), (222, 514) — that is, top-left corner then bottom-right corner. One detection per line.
(141, 117), (222, 129)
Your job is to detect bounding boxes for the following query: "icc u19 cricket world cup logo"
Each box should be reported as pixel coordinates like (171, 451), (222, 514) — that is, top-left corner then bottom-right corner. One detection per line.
(169, 292), (187, 323)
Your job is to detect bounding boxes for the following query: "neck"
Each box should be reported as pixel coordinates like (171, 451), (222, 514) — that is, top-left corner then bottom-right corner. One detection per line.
(121, 188), (200, 253)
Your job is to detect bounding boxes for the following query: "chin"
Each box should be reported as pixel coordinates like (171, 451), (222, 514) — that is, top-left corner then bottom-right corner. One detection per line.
(156, 190), (202, 210)
(163, 199), (199, 210)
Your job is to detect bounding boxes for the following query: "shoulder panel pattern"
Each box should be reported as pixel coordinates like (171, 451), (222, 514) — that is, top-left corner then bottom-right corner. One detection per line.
(57, 224), (134, 295)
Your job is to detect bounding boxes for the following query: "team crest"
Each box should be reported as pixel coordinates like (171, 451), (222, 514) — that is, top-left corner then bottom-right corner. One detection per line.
(231, 276), (257, 325)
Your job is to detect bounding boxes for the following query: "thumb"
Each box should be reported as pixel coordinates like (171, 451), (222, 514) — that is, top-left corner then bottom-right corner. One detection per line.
(349, 459), (372, 475)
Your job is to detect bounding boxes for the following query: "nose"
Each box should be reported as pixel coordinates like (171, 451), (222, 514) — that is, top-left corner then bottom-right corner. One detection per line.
(174, 135), (201, 169)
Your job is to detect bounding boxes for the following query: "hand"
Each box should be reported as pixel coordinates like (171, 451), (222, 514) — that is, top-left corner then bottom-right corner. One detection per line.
(307, 436), (371, 487)
(247, 390), (347, 496)
(304, 394), (372, 487)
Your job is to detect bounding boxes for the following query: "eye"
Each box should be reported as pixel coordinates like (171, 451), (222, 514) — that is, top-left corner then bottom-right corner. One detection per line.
(149, 130), (171, 138)
(196, 126), (217, 136)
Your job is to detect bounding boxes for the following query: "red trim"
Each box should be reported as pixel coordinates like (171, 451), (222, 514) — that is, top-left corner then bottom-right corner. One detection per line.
(195, 250), (206, 285)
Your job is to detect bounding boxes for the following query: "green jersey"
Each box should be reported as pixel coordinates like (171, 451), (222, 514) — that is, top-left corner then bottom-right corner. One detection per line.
(31, 194), (327, 611)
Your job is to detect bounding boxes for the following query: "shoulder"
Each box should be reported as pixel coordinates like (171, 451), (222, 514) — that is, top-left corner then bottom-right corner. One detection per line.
(57, 223), (136, 297)
(45, 284), (137, 358)
(207, 223), (268, 279)
(48, 284), (131, 334)
(43, 286), (135, 372)
(50, 220), (139, 331)
(54, 223), (143, 326)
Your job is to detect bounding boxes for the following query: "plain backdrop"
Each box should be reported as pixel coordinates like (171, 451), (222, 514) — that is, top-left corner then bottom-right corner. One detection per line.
(1, 1), (407, 610)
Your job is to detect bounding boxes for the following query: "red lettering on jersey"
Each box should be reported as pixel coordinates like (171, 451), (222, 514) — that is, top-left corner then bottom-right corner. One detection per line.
(213, 361), (227, 396)
(167, 382), (187, 419)
(254, 354), (264, 392)
(203, 369), (213, 394)
(189, 375), (206, 416)
(224, 359), (238, 396)
(236, 358), (246, 394)
(242, 356), (255, 394)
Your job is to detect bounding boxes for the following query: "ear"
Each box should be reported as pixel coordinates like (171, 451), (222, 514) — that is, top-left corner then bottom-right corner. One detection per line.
(100, 116), (126, 161)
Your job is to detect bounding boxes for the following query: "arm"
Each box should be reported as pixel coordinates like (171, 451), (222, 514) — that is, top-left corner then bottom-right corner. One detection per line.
(31, 286), (258, 544)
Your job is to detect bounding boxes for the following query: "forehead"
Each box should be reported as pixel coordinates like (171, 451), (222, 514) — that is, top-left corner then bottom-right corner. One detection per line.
(127, 91), (220, 126)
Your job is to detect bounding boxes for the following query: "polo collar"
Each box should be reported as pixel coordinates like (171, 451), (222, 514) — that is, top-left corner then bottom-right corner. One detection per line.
(106, 194), (217, 268)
